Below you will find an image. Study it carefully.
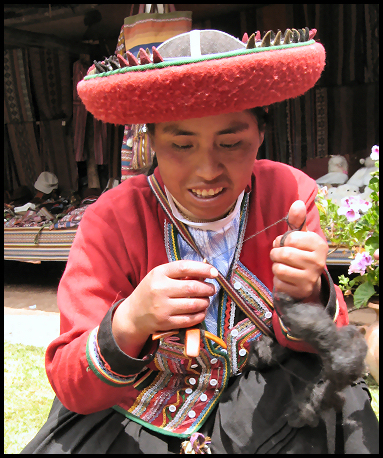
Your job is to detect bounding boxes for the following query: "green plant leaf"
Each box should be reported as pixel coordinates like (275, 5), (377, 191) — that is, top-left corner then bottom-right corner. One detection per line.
(353, 281), (376, 308)
(365, 235), (380, 253)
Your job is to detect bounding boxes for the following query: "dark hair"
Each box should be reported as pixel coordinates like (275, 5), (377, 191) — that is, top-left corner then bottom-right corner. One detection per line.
(145, 107), (269, 175)
(248, 107), (269, 132)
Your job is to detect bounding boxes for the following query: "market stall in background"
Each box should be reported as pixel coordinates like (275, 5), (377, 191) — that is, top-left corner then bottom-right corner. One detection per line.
(4, 4), (379, 266)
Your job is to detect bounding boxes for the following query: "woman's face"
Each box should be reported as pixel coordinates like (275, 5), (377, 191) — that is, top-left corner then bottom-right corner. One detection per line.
(150, 111), (264, 221)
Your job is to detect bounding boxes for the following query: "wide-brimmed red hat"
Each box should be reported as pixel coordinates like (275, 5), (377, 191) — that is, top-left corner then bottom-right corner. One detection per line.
(77, 28), (325, 125)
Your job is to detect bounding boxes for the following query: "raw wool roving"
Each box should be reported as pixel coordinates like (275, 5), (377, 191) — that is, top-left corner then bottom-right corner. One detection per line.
(77, 28), (326, 125)
(246, 291), (368, 429)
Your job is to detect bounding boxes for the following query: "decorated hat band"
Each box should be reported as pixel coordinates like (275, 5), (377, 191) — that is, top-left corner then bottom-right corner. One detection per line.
(77, 28), (325, 125)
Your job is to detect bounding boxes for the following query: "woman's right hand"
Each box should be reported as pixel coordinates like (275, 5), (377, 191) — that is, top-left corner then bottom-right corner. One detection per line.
(112, 260), (218, 357)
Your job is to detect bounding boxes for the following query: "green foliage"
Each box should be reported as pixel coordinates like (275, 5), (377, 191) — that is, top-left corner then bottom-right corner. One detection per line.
(353, 281), (378, 309)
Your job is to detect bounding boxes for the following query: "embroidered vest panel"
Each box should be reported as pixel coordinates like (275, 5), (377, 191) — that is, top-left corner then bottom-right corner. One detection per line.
(114, 220), (275, 437)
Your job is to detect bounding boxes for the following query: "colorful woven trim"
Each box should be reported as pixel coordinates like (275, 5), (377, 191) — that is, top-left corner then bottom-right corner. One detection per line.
(86, 327), (137, 387)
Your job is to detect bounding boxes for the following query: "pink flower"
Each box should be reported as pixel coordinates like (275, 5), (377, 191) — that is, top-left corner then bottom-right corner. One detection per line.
(337, 196), (372, 221)
(338, 207), (360, 221)
(370, 145), (379, 161)
(348, 252), (373, 275)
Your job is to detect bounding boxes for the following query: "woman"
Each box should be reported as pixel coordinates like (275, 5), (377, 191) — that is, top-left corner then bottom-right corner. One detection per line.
(22, 29), (378, 454)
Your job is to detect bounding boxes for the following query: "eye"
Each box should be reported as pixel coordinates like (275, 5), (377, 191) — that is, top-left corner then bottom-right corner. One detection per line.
(220, 141), (242, 149)
(172, 143), (193, 150)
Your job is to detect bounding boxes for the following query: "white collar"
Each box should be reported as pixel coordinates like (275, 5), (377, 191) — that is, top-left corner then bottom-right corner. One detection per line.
(164, 187), (244, 231)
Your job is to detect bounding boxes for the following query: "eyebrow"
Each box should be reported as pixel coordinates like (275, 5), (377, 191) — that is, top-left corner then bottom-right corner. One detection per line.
(161, 122), (250, 136)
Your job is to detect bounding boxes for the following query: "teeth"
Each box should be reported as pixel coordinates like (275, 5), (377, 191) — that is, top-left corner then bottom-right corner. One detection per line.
(192, 187), (223, 197)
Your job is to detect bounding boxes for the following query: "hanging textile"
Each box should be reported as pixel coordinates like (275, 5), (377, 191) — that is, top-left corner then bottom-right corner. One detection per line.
(4, 48), (42, 191)
(252, 4), (379, 168)
(28, 47), (78, 192)
(4, 49), (43, 191)
(73, 58), (111, 168)
(73, 58), (88, 163)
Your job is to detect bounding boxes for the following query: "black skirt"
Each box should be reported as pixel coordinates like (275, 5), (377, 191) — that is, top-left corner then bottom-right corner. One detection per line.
(21, 353), (379, 454)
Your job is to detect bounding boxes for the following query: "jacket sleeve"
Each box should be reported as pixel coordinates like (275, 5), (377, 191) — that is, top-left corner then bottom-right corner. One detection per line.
(45, 199), (160, 415)
(271, 166), (349, 353)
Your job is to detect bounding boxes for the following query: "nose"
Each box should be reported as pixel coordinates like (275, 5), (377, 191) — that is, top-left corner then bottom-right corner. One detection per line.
(195, 147), (223, 181)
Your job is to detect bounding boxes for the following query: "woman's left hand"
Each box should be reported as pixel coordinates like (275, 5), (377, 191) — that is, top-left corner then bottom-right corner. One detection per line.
(270, 200), (328, 301)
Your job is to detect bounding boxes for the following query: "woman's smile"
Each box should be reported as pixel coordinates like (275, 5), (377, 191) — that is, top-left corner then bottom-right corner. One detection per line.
(189, 187), (225, 199)
(150, 111), (264, 221)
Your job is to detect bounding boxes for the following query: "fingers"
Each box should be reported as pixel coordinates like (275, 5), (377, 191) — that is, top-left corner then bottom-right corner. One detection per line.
(153, 298), (211, 331)
(270, 244), (323, 270)
(166, 277), (216, 299)
(270, 201), (328, 299)
(163, 260), (219, 280)
(273, 200), (309, 249)
(286, 200), (307, 232)
(272, 231), (328, 256)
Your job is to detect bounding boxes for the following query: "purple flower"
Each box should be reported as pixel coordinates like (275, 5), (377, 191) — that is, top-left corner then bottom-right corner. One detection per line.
(370, 145), (379, 161)
(348, 252), (373, 275)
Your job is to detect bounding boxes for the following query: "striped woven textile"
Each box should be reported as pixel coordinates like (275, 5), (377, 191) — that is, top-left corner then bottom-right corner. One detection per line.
(4, 227), (77, 262)
(124, 10), (192, 57)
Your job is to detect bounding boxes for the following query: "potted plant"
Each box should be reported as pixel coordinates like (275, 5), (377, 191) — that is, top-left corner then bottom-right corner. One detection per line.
(316, 145), (379, 310)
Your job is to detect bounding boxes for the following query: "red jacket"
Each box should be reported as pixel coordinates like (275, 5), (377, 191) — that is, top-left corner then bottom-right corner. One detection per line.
(46, 160), (348, 437)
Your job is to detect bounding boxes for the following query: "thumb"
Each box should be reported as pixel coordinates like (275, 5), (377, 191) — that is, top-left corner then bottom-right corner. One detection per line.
(287, 200), (307, 232)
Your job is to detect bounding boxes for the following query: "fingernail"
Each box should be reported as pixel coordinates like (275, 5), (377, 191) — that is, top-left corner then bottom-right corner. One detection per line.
(210, 267), (218, 277)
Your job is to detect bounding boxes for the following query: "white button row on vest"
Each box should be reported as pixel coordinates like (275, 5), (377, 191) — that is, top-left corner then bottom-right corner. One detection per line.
(185, 388), (208, 402)
(169, 405), (196, 419)
(231, 329), (239, 337)
(233, 281), (273, 320)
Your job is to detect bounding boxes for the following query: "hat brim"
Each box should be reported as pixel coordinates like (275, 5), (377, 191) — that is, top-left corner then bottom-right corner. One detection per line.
(77, 41), (325, 125)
